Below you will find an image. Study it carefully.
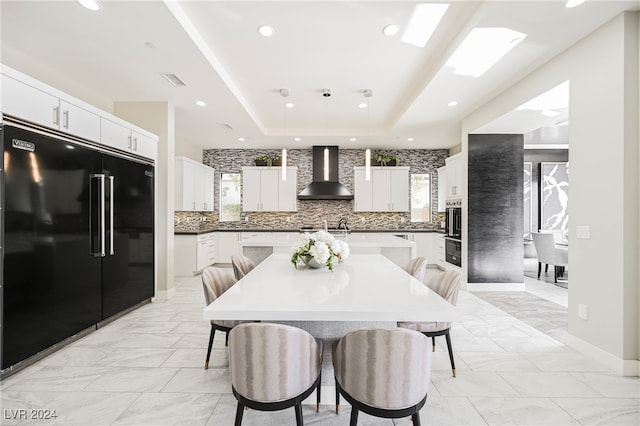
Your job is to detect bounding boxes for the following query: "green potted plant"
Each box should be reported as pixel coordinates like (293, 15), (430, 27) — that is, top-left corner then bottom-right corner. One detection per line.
(254, 155), (281, 166)
(373, 152), (399, 166)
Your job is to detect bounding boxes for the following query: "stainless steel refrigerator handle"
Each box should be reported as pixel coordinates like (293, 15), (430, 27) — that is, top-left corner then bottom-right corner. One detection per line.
(89, 174), (106, 257)
(109, 176), (115, 256)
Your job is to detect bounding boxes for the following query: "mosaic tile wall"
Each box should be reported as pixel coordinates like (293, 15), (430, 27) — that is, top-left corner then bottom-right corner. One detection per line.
(175, 148), (448, 231)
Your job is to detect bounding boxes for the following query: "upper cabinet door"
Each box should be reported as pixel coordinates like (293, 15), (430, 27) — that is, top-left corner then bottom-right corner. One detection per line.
(389, 168), (409, 212)
(131, 130), (157, 160)
(353, 168), (373, 211)
(242, 168), (262, 211)
(260, 169), (280, 211)
(59, 100), (101, 142)
(372, 169), (392, 211)
(101, 118), (133, 152)
(1, 75), (60, 129)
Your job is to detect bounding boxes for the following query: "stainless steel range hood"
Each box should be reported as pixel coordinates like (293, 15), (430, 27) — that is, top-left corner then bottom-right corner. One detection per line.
(298, 146), (353, 200)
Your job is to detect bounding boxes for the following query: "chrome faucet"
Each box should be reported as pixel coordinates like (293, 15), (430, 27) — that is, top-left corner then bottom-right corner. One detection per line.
(337, 218), (349, 239)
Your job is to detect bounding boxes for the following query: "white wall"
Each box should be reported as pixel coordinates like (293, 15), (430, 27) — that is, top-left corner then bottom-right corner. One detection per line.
(114, 102), (176, 300)
(461, 12), (639, 375)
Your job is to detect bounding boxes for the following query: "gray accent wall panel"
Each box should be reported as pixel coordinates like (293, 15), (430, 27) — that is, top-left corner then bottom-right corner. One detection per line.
(468, 134), (524, 283)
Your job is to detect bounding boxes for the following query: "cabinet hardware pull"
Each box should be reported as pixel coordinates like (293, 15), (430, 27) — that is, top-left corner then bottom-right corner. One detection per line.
(63, 110), (69, 129)
(109, 176), (115, 255)
(128, 135), (132, 149)
(89, 174), (106, 257)
(53, 106), (60, 126)
(133, 137), (138, 151)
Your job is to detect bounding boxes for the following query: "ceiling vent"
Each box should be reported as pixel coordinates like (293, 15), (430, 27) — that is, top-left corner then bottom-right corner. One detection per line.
(218, 123), (233, 130)
(160, 72), (187, 87)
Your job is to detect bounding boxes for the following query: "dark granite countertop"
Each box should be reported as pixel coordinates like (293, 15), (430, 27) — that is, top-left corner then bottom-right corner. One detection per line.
(175, 228), (446, 235)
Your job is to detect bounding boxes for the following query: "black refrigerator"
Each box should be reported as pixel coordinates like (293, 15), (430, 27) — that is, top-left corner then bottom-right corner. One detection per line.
(1, 119), (154, 371)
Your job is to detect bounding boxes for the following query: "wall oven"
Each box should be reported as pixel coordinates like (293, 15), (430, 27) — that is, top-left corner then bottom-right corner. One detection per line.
(445, 238), (462, 267)
(445, 199), (462, 239)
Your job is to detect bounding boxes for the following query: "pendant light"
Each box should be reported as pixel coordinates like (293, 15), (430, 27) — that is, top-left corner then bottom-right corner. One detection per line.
(280, 88), (289, 181)
(323, 89), (331, 181)
(364, 89), (373, 181)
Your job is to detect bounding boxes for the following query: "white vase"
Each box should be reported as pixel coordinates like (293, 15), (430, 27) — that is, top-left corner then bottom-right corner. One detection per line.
(302, 255), (324, 269)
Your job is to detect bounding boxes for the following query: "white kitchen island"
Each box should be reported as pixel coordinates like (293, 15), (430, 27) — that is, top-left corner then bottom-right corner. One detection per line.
(239, 232), (416, 267)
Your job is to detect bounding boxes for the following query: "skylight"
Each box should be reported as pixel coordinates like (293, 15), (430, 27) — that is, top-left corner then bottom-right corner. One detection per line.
(401, 3), (449, 48)
(445, 27), (527, 77)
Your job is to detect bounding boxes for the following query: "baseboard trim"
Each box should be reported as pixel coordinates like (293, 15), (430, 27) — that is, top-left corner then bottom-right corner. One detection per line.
(155, 287), (176, 300)
(566, 334), (639, 377)
(467, 282), (525, 291)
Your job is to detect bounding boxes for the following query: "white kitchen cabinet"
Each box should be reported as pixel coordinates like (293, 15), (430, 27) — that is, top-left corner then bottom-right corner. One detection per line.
(410, 233), (438, 267)
(242, 167), (297, 212)
(1, 65), (157, 159)
(217, 232), (241, 263)
(445, 153), (462, 199)
(100, 118), (157, 160)
(2, 73), (101, 142)
(175, 156), (215, 211)
(174, 232), (217, 276)
(353, 167), (409, 212)
(437, 166), (446, 212)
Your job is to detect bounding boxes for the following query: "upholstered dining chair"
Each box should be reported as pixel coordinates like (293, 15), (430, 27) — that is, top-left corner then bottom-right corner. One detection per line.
(531, 231), (568, 283)
(229, 323), (323, 426)
(403, 256), (428, 282)
(333, 327), (432, 426)
(201, 266), (252, 369)
(231, 254), (256, 280)
(398, 270), (461, 377)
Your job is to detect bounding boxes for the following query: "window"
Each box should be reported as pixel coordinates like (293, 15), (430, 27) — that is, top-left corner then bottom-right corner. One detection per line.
(410, 173), (431, 222)
(219, 173), (241, 222)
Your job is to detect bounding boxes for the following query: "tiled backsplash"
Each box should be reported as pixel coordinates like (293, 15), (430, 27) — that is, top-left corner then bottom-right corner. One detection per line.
(175, 148), (448, 232)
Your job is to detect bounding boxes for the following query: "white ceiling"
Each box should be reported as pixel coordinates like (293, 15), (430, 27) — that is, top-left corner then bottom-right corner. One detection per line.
(1, 1), (638, 151)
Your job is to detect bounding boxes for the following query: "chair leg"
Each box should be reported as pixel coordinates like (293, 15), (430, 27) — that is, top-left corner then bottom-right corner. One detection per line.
(316, 371), (321, 412)
(205, 325), (216, 369)
(335, 379), (340, 414)
(294, 403), (303, 426)
(545, 264), (549, 273)
(225, 330), (230, 347)
(349, 408), (359, 426)
(444, 329), (456, 378)
(432, 336), (436, 352)
(234, 402), (244, 426)
(537, 262), (542, 278)
(412, 413), (421, 426)
(554, 266), (558, 283)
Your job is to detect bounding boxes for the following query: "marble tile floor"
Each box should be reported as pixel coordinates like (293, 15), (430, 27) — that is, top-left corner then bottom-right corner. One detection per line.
(1, 269), (638, 426)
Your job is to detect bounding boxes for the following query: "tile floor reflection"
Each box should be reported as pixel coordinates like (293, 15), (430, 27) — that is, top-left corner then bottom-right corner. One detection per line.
(1, 268), (638, 425)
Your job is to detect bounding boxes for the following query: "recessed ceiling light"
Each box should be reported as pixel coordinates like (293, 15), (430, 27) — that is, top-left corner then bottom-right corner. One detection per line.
(195, 100), (206, 107)
(445, 27), (527, 77)
(350, 138), (357, 142)
(401, 3), (449, 48)
(238, 137), (246, 142)
(294, 137), (301, 142)
(257, 25), (275, 37)
(285, 102), (294, 108)
(77, 0), (101, 11)
(358, 103), (368, 109)
(565, 0), (586, 8)
(448, 101), (458, 107)
(382, 24), (399, 37)
(407, 137), (414, 142)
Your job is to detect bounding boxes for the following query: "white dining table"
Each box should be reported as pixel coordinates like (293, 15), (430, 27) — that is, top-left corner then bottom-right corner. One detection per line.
(203, 253), (458, 324)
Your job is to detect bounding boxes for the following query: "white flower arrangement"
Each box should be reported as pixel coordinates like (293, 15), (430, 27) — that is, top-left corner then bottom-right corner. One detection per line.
(290, 230), (350, 271)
